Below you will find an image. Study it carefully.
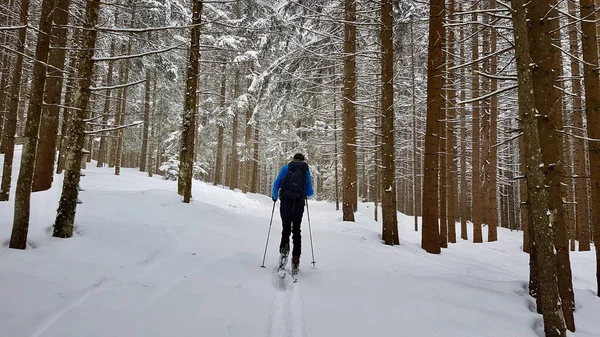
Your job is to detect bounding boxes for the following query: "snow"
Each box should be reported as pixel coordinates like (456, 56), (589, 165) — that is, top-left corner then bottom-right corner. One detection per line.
(1, 147), (599, 337)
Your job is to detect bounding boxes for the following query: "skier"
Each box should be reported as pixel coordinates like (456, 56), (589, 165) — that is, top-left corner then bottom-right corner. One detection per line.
(272, 153), (314, 275)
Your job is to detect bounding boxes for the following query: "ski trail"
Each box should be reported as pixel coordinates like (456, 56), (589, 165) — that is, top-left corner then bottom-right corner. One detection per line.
(28, 277), (108, 337)
(267, 270), (306, 337)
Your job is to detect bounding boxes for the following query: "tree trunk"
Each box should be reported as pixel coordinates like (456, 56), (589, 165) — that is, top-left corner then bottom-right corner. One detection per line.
(96, 39), (115, 168)
(471, 0), (483, 244)
(53, 0), (101, 238)
(458, 0), (468, 240)
(410, 17), (419, 231)
(511, 2), (567, 335)
(380, 0), (398, 246)
(446, 0), (458, 243)
(527, 0), (575, 329)
(229, 69), (240, 191)
(487, 0), (499, 242)
(214, 63), (226, 186)
(342, 0), (357, 221)
(421, 0), (445, 254)
(334, 103), (340, 211)
(32, 0), (71, 192)
(140, 70), (151, 172)
(0, 0), (29, 202)
(9, 0), (56, 249)
(578, 0), (600, 297)
(56, 28), (82, 174)
(178, 0), (202, 203)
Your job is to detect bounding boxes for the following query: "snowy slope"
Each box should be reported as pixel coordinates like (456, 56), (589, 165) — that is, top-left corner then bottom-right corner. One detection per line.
(0, 148), (599, 337)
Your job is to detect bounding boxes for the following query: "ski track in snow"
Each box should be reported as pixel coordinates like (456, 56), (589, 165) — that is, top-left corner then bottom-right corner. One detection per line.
(28, 277), (108, 337)
(268, 268), (306, 337)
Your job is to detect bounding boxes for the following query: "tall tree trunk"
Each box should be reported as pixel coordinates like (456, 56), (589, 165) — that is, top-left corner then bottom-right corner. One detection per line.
(115, 5), (136, 176)
(0, 0), (14, 149)
(0, 0), (29, 201)
(511, 2), (567, 335)
(410, 17), (419, 231)
(471, 0), (483, 244)
(487, 0), (499, 242)
(178, 0), (202, 203)
(458, 1), (468, 240)
(56, 27), (82, 174)
(446, 0), (458, 243)
(10, 0), (56, 249)
(527, 0), (575, 329)
(579, 0), (600, 297)
(422, 0), (445, 254)
(342, 0), (357, 221)
(214, 63), (226, 186)
(140, 70), (151, 172)
(53, 0), (101, 238)
(229, 69), (240, 191)
(566, 0), (591, 251)
(250, 119), (259, 193)
(334, 103), (340, 211)
(380, 0), (398, 245)
(96, 39), (115, 168)
(32, 0), (71, 192)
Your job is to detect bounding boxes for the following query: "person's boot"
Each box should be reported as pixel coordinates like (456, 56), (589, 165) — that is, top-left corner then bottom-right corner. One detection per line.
(291, 255), (300, 275)
(278, 244), (289, 270)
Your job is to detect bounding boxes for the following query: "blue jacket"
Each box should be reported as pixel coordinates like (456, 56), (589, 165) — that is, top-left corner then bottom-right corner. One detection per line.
(272, 163), (314, 200)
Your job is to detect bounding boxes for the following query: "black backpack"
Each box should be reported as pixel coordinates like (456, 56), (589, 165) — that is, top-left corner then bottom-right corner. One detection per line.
(280, 161), (308, 199)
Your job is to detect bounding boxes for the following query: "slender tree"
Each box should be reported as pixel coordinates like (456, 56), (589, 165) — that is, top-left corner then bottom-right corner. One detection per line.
(422, 0), (445, 254)
(341, 0), (358, 221)
(53, 0), (102, 238)
(380, 0), (398, 245)
(0, 0), (29, 201)
(511, 2), (567, 335)
(178, 0), (202, 203)
(579, 0), (600, 297)
(32, 0), (71, 192)
(10, 0), (56, 249)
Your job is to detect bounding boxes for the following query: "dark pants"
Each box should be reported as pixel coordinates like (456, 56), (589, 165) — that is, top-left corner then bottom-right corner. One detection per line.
(279, 196), (305, 257)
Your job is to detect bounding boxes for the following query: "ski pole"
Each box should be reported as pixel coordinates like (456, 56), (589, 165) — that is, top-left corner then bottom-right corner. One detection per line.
(261, 201), (277, 268)
(306, 200), (316, 268)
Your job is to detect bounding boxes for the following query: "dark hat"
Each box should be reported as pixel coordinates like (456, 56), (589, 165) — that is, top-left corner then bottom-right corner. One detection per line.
(293, 153), (305, 161)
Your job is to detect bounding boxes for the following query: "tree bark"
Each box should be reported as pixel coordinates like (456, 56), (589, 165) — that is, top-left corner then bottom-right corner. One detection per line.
(32, 0), (71, 192)
(471, 0), (483, 243)
(53, 0), (101, 238)
(446, 0), (458, 243)
(458, 0), (468, 240)
(178, 0), (202, 203)
(9, 0), (56, 249)
(96, 39), (115, 168)
(140, 70), (151, 172)
(214, 63), (226, 186)
(578, 0), (600, 297)
(0, 0), (29, 202)
(228, 69), (240, 191)
(421, 0), (445, 254)
(512, 1), (567, 335)
(342, 0), (357, 221)
(527, 0), (575, 329)
(380, 0), (398, 246)
(487, 0), (499, 242)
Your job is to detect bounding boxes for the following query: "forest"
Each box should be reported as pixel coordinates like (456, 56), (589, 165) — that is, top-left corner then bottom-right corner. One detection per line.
(0, 0), (599, 336)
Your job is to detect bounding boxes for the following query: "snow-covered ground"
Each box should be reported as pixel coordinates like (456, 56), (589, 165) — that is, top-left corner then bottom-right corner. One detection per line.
(1, 147), (599, 337)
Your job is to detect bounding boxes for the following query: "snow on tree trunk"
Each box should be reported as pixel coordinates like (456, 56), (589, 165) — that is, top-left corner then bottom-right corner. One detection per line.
(0, 0), (29, 202)
(53, 0), (101, 238)
(178, 0), (202, 203)
(10, 0), (56, 249)
(511, 1), (568, 335)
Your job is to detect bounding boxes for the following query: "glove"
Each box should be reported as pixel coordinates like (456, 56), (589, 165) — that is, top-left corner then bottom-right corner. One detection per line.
(272, 196), (277, 202)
